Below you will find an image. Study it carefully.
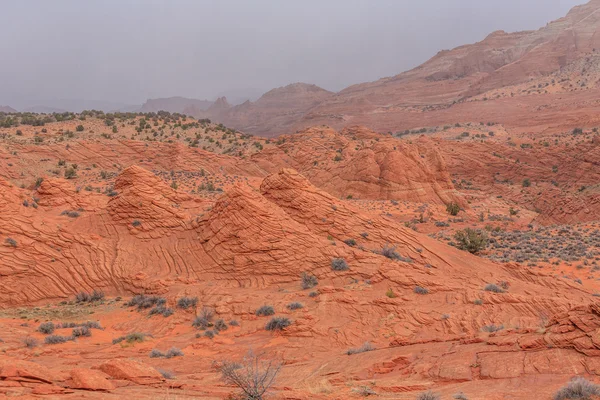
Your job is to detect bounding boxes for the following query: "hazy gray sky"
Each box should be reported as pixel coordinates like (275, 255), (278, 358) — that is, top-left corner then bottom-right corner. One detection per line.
(0, 0), (584, 109)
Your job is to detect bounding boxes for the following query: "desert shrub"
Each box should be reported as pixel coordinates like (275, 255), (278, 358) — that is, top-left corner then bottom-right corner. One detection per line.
(126, 294), (165, 310)
(5, 238), (17, 247)
(309, 291), (319, 297)
(72, 326), (91, 337)
(176, 296), (198, 309)
(220, 350), (281, 400)
(417, 391), (441, 400)
(132, 219), (141, 227)
(45, 335), (73, 345)
(446, 202), (461, 216)
(85, 320), (102, 329)
(214, 319), (228, 332)
(60, 210), (80, 218)
(454, 228), (488, 254)
(381, 244), (401, 260)
(346, 342), (375, 355)
(149, 305), (173, 317)
(75, 290), (105, 303)
(150, 349), (164, 358)
(204, 330), (215, 339)
(23, 337), (38, 348)
(149, 346), (184, 358)
(112, 332), (146, 345)
(331, 258), (349, 271)
(344, 239), (357, 247)
(265, 317), (291, 331)
(58, 321), (102, 329)
(156, 368), (174, 379)
(414, 286), (429, 295)
(64, 167), (77, 179)
(34, 177), (44, 189)
(481, 324), (504, 333)
(76, 125), (84, 132)
(453, 393), (469, 400)
(522, 178), (531, 187)
(301, 272), (318, 289)
(256, 305), (275, 316)
(353, 386), (377, 396)
(287, 302), (303, 310)
(385, 288), (396, 298)
(38, 322), (55, 334)
(229, 319), (240, 326)
(192, 307), (214, 330)
(484, 283), (504, 293)
(554, 377), (600, 400)
(165, 347), (184, 358)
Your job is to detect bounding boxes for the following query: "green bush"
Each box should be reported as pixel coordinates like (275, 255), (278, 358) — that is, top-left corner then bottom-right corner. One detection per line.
(446, 202), (461, 216)
(454, 228), (488, 254)
(64, 167), (77, 179)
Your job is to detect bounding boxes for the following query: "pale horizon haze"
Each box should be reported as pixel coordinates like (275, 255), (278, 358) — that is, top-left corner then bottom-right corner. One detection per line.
(0, 0), (585, 110)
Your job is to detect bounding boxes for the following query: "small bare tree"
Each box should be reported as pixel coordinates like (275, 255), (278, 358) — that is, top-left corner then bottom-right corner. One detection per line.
(220, 350), (281, 400)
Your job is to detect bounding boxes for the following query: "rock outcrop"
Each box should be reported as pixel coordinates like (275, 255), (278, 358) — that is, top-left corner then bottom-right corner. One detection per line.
(254, 126), (464, 205)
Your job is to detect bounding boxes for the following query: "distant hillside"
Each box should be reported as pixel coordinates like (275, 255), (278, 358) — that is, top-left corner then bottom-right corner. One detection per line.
(199, 0), (600, 136)
(0, 106), (16, 113)
(22, 106), (68, 114)
(195, 83), (334, 135)
(140, 96), (213, 114)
